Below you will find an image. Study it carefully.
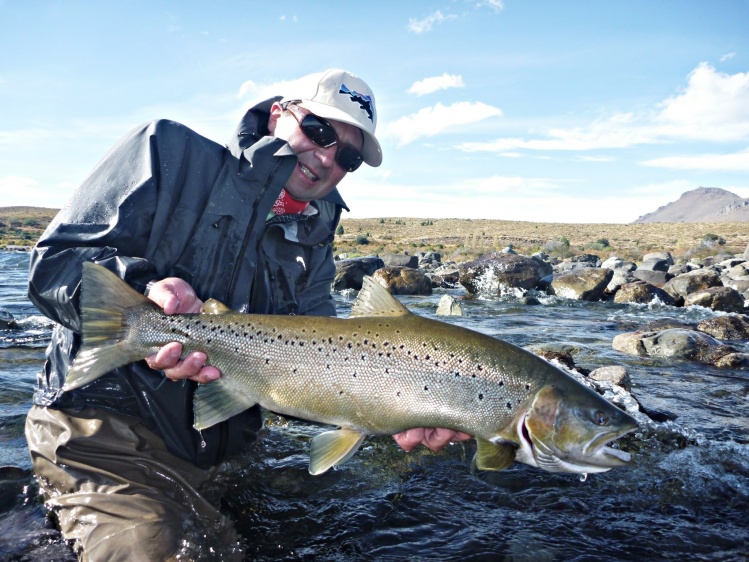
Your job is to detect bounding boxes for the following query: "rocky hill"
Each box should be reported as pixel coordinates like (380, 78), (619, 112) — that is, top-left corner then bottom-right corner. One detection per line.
(634, 187), (749, 223)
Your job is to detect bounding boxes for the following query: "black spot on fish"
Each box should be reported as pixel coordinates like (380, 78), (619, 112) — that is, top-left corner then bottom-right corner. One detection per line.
(525, 383), (531, 390)
(478, 393), (484, 400)
(396, 391), (401, 397)
(477, 365), (483, 371)
(299, 342), (304, 347)
(385, 368), (390, 373)
(339, 391), (344, 395)
(424, 385), (429, 391)
(347, 343), (353, 349)
(425, 354), (430, 360)
(506, 402), (512, 409)
(265, 359), (270, 365)
(499, 381), (504, 386)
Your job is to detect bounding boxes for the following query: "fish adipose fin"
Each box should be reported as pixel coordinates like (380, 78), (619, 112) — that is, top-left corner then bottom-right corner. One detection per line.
(200, 298), (234, 315)
(193, 380), (257, 430)
(349, 276), (411, 318)
(63, 262), (154, 392)
(474, 437), (517, 471)
(308, 428), (367, 475)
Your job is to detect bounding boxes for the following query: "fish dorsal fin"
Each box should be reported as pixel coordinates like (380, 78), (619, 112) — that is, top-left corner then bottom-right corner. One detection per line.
(201, 298), (233, 315)
(349, 276), (411, 318)
(473, 437), (518, 471)
(309, 428), (367, 475)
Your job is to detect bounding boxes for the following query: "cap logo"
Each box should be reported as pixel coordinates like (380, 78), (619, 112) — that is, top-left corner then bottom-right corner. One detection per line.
(339, 84), (374, 122)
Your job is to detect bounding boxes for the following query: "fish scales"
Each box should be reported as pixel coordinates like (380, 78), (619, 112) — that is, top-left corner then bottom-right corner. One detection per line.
(131, 307), (540, 437)
(65, 263), (638, 475)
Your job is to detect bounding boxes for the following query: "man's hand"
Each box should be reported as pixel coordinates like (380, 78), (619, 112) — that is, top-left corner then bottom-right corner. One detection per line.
(393, 428), (472, 452)
(144, 278), (221, 384)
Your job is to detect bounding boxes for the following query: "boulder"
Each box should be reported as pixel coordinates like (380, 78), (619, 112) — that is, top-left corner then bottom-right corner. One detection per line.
(459, 253), (552, 295)
(697, 315), (749, 340)
(684, 286), (745, 313)
(601, 257), (636, 271)
(606, 269), (635, 293)
(429, 266), (461, 288)
(613, 282), (677, 306)
(642, 251), (674, 265)
(333, 256), (384, 291)
(381, 254), (418, 268)
(436, 294), (465, 316)
(662, 268), (722, 302)
(639, 258), (671, 272)
(371, 266), (432, 295)
(612, 328), (737, 365)
(631, 269), (671, 287)
(555, 254), (601, 272)
(0, 309), (19, 330)
(588, 366), (631, 390)
(548, 267), (613, 301)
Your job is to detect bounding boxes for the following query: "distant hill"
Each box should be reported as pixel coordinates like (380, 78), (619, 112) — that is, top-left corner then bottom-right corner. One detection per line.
(634, 187), (749, 223)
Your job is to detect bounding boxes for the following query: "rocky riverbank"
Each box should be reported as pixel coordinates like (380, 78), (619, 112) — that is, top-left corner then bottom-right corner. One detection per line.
(334, 243), (749, 370)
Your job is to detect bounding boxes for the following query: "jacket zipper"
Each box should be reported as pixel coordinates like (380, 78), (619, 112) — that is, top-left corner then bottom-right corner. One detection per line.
(225, 158), (283, 316)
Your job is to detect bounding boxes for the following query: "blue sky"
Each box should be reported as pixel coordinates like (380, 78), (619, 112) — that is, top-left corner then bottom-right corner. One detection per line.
(1, 1), (748, 223)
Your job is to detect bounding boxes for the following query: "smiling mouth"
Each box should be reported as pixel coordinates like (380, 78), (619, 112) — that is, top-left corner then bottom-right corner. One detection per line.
(299, 163), (318, 181)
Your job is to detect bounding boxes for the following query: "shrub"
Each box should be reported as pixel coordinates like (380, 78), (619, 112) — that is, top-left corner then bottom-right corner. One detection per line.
(355, 235), (370, 245)
(335, 225), (344, 236)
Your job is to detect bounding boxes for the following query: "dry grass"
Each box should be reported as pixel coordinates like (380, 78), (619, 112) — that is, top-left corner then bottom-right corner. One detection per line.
(3, 208), (748, 264)
(335, 217), (749, 263)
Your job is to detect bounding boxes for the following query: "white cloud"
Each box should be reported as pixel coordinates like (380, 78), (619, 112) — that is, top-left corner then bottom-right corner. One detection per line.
(641, 147), (749, 171)
(407, 73), (465, 96)
(457, 63), (749, 154)
(476, 0), (504, 12)
(384, 101), (502, 146)
(655, 62), (749, 141)
(720, 52), (736, 62)
(407, 10), (457, 34)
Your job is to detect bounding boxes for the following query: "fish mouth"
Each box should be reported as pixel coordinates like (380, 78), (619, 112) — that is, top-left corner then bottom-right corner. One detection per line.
(518, 416), (636, 474)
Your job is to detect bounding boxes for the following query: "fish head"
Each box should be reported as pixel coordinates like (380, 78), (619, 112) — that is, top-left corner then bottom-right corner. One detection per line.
(517, 384), (638, 474)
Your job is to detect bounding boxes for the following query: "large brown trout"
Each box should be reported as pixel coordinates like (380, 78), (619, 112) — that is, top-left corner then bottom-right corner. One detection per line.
(64, 262), (638, 475)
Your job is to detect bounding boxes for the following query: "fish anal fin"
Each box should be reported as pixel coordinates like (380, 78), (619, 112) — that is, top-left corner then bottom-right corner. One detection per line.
(201, 298), (234, 315)
(309, 428), (367, 475)
(193, 379), (256, 430)
(349, 276), (411, 318)
(474, 437), (517, 471)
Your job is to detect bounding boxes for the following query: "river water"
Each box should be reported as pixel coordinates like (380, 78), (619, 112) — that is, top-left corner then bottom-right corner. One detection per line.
(0, 249), (747, 561)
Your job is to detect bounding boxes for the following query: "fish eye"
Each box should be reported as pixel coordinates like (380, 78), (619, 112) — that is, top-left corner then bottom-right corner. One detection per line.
(592, 410), (609, 426)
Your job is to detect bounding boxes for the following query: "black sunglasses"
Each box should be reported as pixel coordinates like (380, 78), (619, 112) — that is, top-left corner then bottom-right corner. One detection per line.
(282, 102), (364, 173)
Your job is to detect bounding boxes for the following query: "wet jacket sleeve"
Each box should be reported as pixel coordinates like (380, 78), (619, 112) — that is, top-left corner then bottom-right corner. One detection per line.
(27, 120), (191, 332)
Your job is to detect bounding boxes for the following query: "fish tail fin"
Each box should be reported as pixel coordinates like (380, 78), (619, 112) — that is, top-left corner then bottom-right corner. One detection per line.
(63, 262), (153, 392)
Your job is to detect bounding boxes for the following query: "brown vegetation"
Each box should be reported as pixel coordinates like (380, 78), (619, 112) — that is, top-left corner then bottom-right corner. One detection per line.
(3, 208), (748, 264)
(0, 207), (58, 248)
(335, 217), (749, 263)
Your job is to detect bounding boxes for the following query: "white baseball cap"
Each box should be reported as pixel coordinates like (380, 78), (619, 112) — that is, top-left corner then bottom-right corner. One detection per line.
(281, 69), (382, 167)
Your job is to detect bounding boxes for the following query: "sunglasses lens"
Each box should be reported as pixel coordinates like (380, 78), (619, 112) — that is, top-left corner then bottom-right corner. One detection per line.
(294, 109), (364, 172)
(300, 115), (337, 147)
(336, 145), (364, 172)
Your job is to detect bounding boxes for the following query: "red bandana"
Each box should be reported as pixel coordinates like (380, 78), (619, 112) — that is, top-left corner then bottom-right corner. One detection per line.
(271, 188), (310, 216)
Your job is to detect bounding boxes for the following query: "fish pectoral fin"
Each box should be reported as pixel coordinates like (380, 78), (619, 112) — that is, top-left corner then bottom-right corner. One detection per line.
(474, 437), (518, 471)
(193, 379), (256, 430)
(308, 428), (367, 475)
(200, 298), (234, 315)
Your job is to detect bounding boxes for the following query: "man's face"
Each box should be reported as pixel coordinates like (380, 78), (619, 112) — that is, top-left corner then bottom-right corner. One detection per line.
(268, 102), (364, 202)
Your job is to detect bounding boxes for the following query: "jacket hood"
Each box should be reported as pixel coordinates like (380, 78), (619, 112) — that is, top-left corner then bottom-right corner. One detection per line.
(228, 96), (349, 212)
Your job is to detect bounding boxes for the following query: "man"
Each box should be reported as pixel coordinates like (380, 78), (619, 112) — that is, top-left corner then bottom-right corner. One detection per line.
(26, 69), (469, 561)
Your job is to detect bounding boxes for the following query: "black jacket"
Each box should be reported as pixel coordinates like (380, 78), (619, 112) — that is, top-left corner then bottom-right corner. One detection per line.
(28, 98), (347, 468)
